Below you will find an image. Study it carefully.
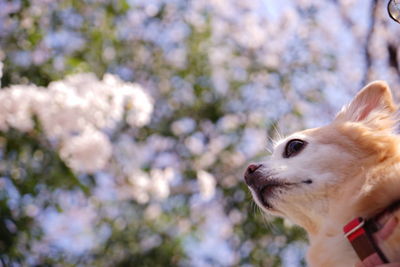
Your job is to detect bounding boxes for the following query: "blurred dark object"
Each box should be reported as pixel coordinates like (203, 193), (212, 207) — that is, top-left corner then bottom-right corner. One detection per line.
(387, 43), (400, 75)
(388, 0), (400, 23)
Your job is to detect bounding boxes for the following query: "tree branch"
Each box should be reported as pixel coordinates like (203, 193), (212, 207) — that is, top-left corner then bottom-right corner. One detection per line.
(362, 0), (378, 85)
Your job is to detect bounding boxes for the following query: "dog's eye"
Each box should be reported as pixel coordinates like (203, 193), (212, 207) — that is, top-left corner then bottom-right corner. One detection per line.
(283, 139), (307, 158)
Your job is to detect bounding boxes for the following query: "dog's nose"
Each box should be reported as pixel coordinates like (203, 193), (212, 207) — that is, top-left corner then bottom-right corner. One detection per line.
(244, 163), (263, 186)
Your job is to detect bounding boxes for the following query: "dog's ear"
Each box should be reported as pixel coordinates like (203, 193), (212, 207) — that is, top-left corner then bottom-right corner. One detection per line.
(335, 81), (396, 123)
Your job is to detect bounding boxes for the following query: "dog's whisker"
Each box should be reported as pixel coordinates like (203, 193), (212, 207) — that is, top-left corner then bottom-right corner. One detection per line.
(261, 212), (276, 233)
(266, 136), (275, 154)
(270, 122), (283, 141)
(251, 201), (257, 214)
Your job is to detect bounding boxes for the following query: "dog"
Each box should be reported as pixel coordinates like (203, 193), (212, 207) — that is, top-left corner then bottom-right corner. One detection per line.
(244, 81), (400, 266)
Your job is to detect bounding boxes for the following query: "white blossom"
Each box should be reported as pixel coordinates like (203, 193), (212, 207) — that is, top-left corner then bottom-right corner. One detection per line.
(128, 170), (151, 204)
(150, 168), (174, 200)
(124, 85), (153, 127)
(0, 73), (154, 174)
(0, 85), (40, 132)
(185, 133), (205, 155)
(197, 170), (216, 201)
(171, 117), (196, 136)
(127, 168), (173, 203)
(59, 127), (112, 173)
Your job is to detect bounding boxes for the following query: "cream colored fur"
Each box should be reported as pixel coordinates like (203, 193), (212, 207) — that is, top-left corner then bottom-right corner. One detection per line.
(250, 81), (400, 266)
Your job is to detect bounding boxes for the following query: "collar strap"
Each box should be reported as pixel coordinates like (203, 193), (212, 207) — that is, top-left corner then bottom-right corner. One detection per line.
(343, 217), (388, 263)
(343, 200), (400, 263)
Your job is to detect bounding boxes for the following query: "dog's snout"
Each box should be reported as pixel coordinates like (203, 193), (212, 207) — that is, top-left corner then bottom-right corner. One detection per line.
(244, 163), (263, 186)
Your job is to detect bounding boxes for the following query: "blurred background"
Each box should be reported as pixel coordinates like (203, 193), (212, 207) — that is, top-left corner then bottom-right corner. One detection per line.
(0, 0), (400, 266)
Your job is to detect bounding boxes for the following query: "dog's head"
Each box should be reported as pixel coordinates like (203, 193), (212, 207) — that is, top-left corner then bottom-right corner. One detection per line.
(245, 81), (399, 234)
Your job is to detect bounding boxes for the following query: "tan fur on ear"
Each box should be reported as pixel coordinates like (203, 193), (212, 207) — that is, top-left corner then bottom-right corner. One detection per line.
(335, 81), (397, 125)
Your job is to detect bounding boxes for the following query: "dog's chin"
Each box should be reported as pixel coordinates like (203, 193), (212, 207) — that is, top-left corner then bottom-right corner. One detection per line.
(253, 195), (284, 215)
(250, 184), (288, 214)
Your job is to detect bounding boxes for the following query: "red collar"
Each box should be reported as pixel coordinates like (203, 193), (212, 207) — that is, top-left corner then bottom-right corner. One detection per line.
(343, 200), (400, 263)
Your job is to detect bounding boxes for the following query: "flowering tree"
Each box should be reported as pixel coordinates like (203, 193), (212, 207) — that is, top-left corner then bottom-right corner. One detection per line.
(1, 0), (399, 266)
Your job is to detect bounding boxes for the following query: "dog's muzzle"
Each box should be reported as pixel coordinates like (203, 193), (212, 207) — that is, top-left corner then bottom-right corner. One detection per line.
(244, 163), (278, 209)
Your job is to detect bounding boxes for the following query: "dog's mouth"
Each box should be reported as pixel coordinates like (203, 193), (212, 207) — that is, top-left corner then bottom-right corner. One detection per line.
(253, 180), (293, 210)
(244, 165), (313, 211)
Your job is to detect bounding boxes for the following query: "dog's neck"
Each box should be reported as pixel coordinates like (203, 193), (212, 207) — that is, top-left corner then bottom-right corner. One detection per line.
(303, 164), (400, 265)
(306, 189), (400, 266)
(325, 163), (400, 230)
